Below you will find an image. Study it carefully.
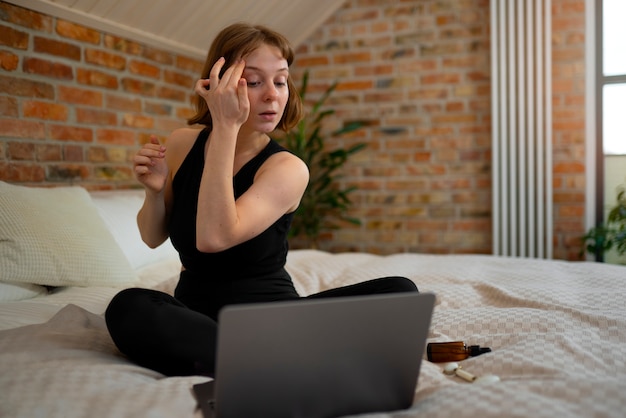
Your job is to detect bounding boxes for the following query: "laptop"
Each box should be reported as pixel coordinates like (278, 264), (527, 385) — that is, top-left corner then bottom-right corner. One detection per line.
(194, 292), (436, 418)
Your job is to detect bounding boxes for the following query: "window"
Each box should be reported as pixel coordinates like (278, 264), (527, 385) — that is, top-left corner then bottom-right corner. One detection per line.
(601, 0), (626, 155)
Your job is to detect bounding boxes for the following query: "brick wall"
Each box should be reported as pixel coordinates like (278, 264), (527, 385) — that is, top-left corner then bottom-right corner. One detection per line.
(0, 1), (203, 188)
(290, 0), (586, 258)
(0, 0), (588, 259)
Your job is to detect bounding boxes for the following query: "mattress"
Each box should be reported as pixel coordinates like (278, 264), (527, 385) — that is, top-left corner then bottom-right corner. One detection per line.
(1, 249), (626, 417)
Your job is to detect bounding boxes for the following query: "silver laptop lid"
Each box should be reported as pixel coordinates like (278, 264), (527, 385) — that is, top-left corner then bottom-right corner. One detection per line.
(213, 292), (435, 418)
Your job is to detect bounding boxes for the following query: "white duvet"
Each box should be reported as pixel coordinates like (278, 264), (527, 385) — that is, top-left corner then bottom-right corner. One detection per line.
(1, 250), (626, 417)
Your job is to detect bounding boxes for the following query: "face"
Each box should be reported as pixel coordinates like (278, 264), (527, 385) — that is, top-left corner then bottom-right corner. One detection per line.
(240, 44), (290, 134)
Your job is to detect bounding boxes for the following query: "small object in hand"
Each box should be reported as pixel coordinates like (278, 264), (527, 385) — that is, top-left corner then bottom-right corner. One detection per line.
(427, 341), (491, 363)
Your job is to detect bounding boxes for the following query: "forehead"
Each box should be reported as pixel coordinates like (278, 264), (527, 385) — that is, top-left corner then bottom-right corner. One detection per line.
(243, 44), (288, 71)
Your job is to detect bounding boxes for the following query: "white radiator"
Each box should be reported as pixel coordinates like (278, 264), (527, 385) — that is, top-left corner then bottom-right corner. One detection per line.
(490, 0), (553, 258)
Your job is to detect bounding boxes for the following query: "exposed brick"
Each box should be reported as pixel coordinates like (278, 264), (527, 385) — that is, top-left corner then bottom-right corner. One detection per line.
(122, 113), (154, 129)
(47, 164), (90, 181)
(85, 49), (126, 70)
(34, 36), (81, 60)
(0, 75), (54, 98)
(37, 143), (63, 161)
(106, 93), (142, 112)
(77, 68), (119, 89)
(1, 162), (46, 182)
(95, 165), (133, 180)
(96, 128), (136, 146)
(129, 59), (160, 79)
(164, 70), (194, 88)
(87, 146), (107, 163)
(144, 101), (172, 116)
(176, 55), (203, 73)
(23, 57), (73, 80)
(103, 35), (142, 55)
(0, 3), (52, 32)
(23, 100), (68, 121)
(0, 118), (46, 139)
(8, 141), (35, 160)
(64, 145), (84, 161)
(0, 50), (19, 70)
(49, 125), (93, 142)
(76, 108), (117, 126)
(142, 47), (173, 65)
(0, 24), (28, 49)
(121, 77), (156, 96)
(0, 95), (17, 116)
(56, 20), (100, 44)
(58, 85), (103, 106)
(107, 147), (129, 163)
(156, 85), (186, 102)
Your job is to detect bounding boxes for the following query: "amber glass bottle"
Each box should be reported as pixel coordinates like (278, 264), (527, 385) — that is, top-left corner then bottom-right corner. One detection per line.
(427, 341), (491, 362)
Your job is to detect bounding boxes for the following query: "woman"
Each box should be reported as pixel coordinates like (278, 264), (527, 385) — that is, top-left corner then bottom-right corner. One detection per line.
(105, 23), (417, 377)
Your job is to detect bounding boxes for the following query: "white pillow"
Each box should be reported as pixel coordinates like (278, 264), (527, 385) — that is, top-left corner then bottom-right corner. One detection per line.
(0, 182), (138, 287)
(89, 190), (178, 270)
(0, 281), (48, 301)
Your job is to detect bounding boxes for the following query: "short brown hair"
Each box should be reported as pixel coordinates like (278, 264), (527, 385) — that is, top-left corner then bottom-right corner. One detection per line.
(187, 23), (303, 131)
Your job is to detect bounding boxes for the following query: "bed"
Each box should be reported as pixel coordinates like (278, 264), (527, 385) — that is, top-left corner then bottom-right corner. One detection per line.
(1, 181), (625, 418)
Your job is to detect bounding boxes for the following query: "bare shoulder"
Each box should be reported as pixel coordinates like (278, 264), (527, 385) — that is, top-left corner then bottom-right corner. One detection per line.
(262, 149), (309, 183)
(165, 127), (203, 152)
(165, 127), (204, 172)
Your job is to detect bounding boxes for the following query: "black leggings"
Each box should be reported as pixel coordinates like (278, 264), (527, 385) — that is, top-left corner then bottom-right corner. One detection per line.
(105, 276), (417, 377)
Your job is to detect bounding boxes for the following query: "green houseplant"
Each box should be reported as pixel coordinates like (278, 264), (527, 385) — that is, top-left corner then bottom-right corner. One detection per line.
(280, 71), (366, 248)
(582, 184), (626, 261)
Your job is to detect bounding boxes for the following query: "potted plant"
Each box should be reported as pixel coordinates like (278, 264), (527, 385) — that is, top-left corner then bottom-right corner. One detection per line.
(279, 71), (366, 248)
(582, 184), (626, 262)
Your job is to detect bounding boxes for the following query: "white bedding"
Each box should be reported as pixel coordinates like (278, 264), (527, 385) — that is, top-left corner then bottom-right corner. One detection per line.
(1, 189), (626, 417)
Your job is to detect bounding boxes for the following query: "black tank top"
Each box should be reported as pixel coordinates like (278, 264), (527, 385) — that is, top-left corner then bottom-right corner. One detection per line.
(168, 128), (299, 318)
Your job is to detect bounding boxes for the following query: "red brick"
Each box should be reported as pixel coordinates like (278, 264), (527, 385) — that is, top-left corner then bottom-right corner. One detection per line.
(37, 144), (62, 161)
(156, 85), (186, 102)
(77, 68), (119, 89)
(58, 86), (103, 106)
(103, 35), (142, 55)
(64, 145), (84, 161)
(164, 70), (194, 88)
(129, 60), (160, 79)
(8, 141), (35, 160)
(122, 113), (154, 129)
(0, 24), (28, 49)
(23, 57), (73, 80)
(0, 75), (54, 98)
(0, 50), (19, 70)
(85, 49), (126, 70)
(295, 55), (330, 67)
(56, 20), (100, 44)
(96, 128), (136, 146)
(23, 100), (68, 121)
(76, 108), (117, 126)
(121, 78), (156, 96)
(333, 52), (371, 64)
(49, 125), (93, 142)
(0, 118), (45, 139)
(0, 163), (46, 182)
(176, 55), (203, 73)
(0, 96), (18, 116)
(106, 93), (142, 112)
(34, 36), (81, 60)
(0, 3), (52, 32)
(142, 47), (174, 65)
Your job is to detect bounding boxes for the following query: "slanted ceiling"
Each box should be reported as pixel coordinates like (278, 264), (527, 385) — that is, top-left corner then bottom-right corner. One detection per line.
(14, 0), (345, 58)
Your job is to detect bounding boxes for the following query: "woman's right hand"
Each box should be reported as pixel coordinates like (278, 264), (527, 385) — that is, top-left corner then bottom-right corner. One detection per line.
(133, 135), (168, 194)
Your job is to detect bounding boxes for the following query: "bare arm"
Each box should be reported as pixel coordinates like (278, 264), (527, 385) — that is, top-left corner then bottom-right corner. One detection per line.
(134, 131), (193, 248)
(193, 58), (309, 252)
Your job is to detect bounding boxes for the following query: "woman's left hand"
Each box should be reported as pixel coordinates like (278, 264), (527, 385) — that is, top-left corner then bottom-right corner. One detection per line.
(194, 57), (250, 131)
